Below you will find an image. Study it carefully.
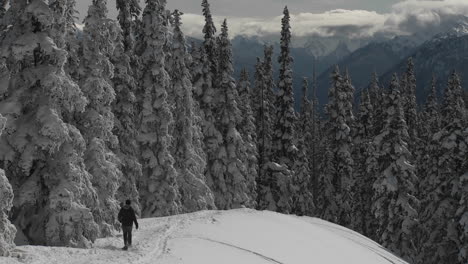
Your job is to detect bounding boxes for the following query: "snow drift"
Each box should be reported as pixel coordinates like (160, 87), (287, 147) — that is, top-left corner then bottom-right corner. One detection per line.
(1, 209), (408, 264)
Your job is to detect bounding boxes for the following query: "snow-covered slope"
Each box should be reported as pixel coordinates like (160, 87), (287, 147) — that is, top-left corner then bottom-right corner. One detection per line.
(1, 209), (407, 264)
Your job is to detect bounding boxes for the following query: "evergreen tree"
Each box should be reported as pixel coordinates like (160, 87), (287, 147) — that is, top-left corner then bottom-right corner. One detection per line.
(0, 0), (98, 247)
(272, 6), (297, 169)
(419, 77), (440, 151)
(419, 75), (459, 264)
(353, 89), (377, 236)
(0, 115), (16, 256)
(79, 0), (123, 237)
(317, 143), (338, 221)
(417, 77), (440, 213)
(372, 74), (419, 262)
(192, 45), (222, 206)
(320, 67), (354, 226)
(343, 69), (356, 127)
(310, 66), (322, 211)
(188, 41), (201, 84)
(255, 7), (296, 214)
(169, 10), (214, 212)
(193, 0), (223, 210)
(209, 20), (255, 209)
(253, 57), (271, 208)
(262, 45), (276, 161)
(254, 45), (276, 171)
(113, 0), (142, 213)
(292, 78), (314, 216)
(116, 0), (141, 52)
(401, 58), (419, 153)
(238, 69), (259, 201)
(201, 0), (217, 76)
(432, 72), (467, 264)
(369, 72), (385, 135)
(61, 0), (81, 80)
(138, 0), (180, 217)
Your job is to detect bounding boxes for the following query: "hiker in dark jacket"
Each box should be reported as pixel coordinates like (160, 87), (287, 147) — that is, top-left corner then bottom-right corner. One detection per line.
(118, 200), (139, 250)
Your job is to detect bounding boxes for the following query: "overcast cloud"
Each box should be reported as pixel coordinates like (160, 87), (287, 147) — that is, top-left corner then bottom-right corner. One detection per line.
(75, 0), (468, 39)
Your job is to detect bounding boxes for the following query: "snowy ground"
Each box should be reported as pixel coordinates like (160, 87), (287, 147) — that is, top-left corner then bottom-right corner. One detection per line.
(1, 209), (407, 264)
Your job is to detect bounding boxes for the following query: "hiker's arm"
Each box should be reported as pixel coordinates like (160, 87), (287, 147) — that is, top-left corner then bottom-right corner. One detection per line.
(117, 209), (122, 223)
(133, 210), (139, 229)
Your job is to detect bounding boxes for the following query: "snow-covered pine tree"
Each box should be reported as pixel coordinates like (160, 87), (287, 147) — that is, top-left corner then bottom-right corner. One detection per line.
(238, 69), (259, 201)
(310, 66), (322, 212)
(188, 45), (211, 153)
(254, 45), (276, 172)
(201, 0), (217, 77)
(317, 142), (338, 222)
(418, 74), (459, 264)
(401, 58), (419, 153)
(138, 0), (180, 217)
(188, 41), (200, 83)
(262, 45), (276, 161)
(116, 0), (140, 53)
(343, 69), (356, 128)
(169, 10), (214, 212)
(78, 0), (123, 237)
(62, 2), (82, 81)
(372, 74), (419, 262)
(353, 88), (377, 236)
(254, 7), (296, 214)
(354, 88), (373, 157)
(0, 115), (16, 256)
(369, 72), (385, 135)
(272, 6), (297, 169)
(193, 0), (223, 210)
(210, 20), (255, 209)
(253, 57), (272, 209)
(417, 77), (440, 204)
(113, 0), (142, 214)
(0, 0), (99, 247)
(430, 72), (467, 264)
(292, 78), (314, 216)
(320, 66), (354, 227)
(419, 77), (440, 151)
(342, 70), (356, 226)
(192, 45), (223, 206)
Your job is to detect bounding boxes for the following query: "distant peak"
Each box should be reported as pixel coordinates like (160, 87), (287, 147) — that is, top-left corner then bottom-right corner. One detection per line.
(431, 17), (468, 42)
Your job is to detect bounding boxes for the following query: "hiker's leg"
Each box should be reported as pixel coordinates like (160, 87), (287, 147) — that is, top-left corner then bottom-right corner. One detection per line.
(128, 226), (133, 246)
(123, 226), (129, 246)
(123, 229), (127, 246)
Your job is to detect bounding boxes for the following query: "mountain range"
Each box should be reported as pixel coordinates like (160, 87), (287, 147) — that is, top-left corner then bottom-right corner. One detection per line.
(229, 18), (468, 109)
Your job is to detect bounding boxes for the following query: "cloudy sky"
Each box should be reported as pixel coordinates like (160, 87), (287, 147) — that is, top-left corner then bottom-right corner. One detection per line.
(75, 0), (468, 38)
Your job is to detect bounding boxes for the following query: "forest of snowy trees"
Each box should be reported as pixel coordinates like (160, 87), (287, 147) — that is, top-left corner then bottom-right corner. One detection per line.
(0, 0), (467, 263)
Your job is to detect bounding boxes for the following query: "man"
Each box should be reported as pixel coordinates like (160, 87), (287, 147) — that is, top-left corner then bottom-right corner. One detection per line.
(118, 200), (139, 250)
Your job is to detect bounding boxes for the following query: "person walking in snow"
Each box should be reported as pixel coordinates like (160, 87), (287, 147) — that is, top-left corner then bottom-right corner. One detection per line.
(118, 200), (139, 250)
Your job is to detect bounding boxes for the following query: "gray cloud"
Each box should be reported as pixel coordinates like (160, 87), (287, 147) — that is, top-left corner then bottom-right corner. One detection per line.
(319, 24), (375, 38)
(384, 0), (468, 35)
(74, 0), (400, 20)
(74, 0), (468, 39)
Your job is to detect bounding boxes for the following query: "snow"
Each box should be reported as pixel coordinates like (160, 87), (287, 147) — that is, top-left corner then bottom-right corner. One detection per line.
(1, 209), (408, 264)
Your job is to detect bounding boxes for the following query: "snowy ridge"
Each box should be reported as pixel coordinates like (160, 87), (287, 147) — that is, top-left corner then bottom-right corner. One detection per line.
(1, 209), (408, 264)
(428, 20), (468, 44)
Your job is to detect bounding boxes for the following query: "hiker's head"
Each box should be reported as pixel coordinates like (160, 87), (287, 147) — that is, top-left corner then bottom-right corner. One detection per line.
(125, 200), (131, 205)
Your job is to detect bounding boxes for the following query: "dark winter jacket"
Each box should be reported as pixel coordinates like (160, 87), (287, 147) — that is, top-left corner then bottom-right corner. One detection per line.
(118, 205), (139, 228)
